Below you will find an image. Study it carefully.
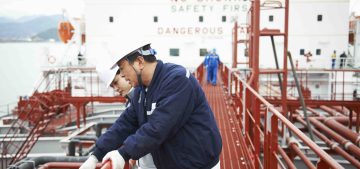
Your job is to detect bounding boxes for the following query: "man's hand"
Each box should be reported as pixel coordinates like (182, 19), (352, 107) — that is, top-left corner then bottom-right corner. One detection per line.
(79, 155), (98, 169)
(102, 150), (125, 169)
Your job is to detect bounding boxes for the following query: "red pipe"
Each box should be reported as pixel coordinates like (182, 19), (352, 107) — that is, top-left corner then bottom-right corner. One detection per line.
(99, 160), (131, 169)
(309, 118), (360, 159)
(319, 105), (345, 117)
(323, 118), (360, 146)
(100, 161), (111, 169)
(288, 140), (316, 169)
(277, 145), (296, 169)
(311, 116), (357, 125)
(247, 73), (254, 85)
(38, 162), (131, 169)
(297, 117), (360, 168)
(232, 22), (238, 68)
(38, 162), (102, 169)
(305, 107), (320, 116)
(357, 109), (360, 133)
(331, 106), (354, 116)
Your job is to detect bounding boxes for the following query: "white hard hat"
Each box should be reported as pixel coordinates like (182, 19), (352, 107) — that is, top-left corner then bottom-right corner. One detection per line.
(107, 40), (155, 69)
(88, 42), (119, 87)
(97, 66), (118, 87)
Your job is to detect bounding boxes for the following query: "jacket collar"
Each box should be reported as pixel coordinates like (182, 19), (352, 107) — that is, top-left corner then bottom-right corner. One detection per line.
(146, 60), (163, 95)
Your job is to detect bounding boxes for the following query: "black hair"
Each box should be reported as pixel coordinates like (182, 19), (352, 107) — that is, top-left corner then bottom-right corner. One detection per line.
(126, 44), (156, 64)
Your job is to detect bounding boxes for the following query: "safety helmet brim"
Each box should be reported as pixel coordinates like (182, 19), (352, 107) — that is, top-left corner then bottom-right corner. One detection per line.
(109, 42), (152, 70)
(97, 66), (119, 88)
(88, 42), (119, 88)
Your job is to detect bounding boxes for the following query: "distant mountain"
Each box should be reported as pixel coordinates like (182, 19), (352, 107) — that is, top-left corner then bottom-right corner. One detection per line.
(17, 15), (43, 23)
(32, 28), (60, 42)
(0, 15), (62, 42)
(0, 17), (14, 24)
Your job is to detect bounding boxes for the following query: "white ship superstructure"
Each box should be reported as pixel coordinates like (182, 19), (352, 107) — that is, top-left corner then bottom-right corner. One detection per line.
(84, 0), (351, 69)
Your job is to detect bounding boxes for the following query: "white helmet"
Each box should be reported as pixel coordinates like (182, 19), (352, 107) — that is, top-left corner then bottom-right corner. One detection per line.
(97, 66), (118, 88)
(89, 42), (119, 87)
(106, 40), (155, 69)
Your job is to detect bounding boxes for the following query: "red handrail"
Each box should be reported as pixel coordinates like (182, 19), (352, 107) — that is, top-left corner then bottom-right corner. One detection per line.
(218, 63), (344, 169)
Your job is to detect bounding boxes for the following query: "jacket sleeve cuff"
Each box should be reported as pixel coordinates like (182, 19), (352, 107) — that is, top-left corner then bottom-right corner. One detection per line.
(92, 147), (106, 161)
(118, 148), (131, 161)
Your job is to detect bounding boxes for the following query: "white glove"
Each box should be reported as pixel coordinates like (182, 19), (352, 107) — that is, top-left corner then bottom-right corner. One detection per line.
(102, 150), (125, 169)
(79, 155), (98, 169)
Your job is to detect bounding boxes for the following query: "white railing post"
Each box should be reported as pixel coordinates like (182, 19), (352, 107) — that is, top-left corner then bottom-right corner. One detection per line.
(228, 69), (232, 95)
(242, 80), (246, 134)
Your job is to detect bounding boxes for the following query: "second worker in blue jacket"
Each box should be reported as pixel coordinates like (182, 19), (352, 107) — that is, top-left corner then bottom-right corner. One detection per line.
(81, 42), (222, 169)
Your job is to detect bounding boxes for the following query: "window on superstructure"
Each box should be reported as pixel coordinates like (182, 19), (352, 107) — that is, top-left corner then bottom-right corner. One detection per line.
(200, 48), (207, 56)
(317, 15), (322, 22)
(199, 16), (204, 22)
(154, 16), (158, 23)
(269, 15), (274, 22)
(222, 16), (226, 22)
(300, 49), (305, 55)
(316, 49), (321, 55)
(170, 48), (179, 57)
(109, 16), (114, 23)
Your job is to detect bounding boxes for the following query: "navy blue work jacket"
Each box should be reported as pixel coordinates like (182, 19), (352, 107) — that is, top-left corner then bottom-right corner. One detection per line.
(93, 60), (222, 169)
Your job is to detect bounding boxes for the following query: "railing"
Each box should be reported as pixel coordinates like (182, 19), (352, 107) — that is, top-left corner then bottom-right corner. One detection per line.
(0, 67), (122, 168)
(218, 63), (344, 169)
(0, 103), (16, 117)
(195, 63), (205, 83)
(36, 162), (131, 169)
(235, 68), (360, 102)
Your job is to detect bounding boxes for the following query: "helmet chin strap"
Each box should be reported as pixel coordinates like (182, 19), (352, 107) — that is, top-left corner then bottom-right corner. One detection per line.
(126, 58), (144, 88)
(136, 70), (143, 88)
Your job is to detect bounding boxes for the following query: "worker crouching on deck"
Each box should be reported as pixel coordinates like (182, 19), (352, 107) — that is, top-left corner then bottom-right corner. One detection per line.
(80, 41), (222, 169)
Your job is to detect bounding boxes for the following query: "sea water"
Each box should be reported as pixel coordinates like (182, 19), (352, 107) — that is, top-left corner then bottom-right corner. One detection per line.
(0, 42), (67, 116)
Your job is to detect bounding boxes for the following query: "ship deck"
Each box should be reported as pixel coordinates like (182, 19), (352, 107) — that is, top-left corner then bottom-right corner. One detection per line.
(201, 71), (251, 169)
(3, 67), (359, 169)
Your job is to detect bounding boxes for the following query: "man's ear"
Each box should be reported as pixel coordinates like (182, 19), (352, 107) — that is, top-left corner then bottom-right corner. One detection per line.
(136, 56), (145, 70)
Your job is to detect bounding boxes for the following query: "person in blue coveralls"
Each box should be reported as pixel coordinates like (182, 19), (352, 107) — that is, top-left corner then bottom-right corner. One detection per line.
(207, 48), (220, 86)
(204, 49), (212, 83)
(79, 42), (222, 169)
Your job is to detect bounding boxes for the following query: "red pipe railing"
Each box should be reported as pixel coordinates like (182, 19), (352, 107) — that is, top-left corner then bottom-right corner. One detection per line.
(195, 63), (205, 83)
(218, 63), (344, 169)
(38, 162), (131, 169)
(38, 162), (102, 169)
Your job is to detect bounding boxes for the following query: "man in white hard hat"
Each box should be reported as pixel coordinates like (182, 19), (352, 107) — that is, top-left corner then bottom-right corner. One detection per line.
(81, 42), (222, 169)
(81, 47), (155, 169)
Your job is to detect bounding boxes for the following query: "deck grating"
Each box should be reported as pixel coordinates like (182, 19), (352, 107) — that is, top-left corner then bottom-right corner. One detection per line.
(200, 71), (253, 169)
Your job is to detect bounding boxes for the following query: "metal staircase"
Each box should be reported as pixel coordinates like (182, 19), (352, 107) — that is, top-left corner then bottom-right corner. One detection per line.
(0, 90), (70, 168)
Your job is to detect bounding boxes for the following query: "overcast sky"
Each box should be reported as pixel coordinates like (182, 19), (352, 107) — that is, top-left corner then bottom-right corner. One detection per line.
(350, 0), (360, 15)
(0, 0), (85, 18)
(0, 0), (359, 19)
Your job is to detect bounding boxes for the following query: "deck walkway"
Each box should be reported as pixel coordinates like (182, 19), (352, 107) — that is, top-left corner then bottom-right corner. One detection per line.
(201, 71), (253, 169)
